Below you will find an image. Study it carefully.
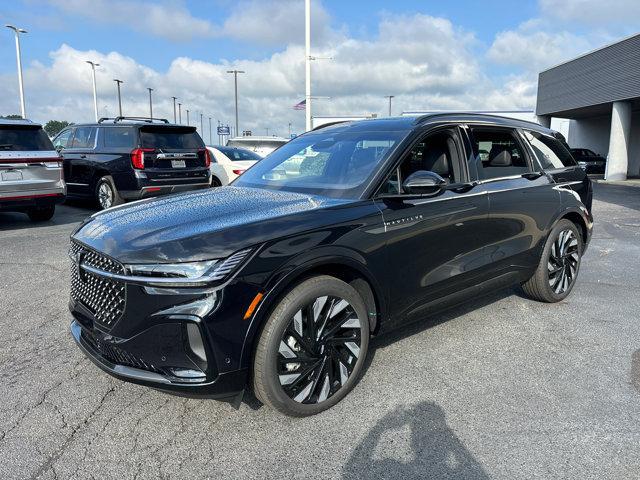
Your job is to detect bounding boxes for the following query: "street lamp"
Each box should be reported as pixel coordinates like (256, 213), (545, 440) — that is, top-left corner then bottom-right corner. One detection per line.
(171, 96), (177, 123)
(305, 0), (311, 131)
(226, 70), (245, 138)
(200, 112), (203, 137)
(147, 88), (153, 119)
(208, 116), (212, 145)
(114, 79), (124, 117)
(86, 60), (100, 122)
(384, 95), (395, 116)
(5, 25), (27, 119)
(178, 103), (182, 124)
(186, 109), (190, 125)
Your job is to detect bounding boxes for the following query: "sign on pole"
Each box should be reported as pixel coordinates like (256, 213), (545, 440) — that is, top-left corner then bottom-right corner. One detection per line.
(217, 125), (230, 135)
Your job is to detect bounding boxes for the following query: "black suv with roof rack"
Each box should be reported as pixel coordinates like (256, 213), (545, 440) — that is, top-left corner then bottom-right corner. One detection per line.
(69, 113), (592, 416)
(53, 117), (211, 209)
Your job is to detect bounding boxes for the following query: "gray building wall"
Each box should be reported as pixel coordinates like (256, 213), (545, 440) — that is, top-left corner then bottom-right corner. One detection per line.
(537, 34), (640, 116)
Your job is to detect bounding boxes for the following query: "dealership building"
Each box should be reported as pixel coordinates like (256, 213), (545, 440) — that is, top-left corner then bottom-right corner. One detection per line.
(536, 33), (640, 180)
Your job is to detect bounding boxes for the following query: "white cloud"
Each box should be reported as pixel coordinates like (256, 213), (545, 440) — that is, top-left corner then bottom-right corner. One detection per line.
(539, 0), (640, 24)
(47, 0), (217, 42)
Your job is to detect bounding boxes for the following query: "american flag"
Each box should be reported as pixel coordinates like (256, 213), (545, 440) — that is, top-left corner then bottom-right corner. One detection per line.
(293, 99), (306, 110)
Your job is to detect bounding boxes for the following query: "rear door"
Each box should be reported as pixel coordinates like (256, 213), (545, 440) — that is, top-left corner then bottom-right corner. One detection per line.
(0, 124), (62, 198)
(138, 126), (209, 185)
(63, 126), (98, 194)
(467, 126), (556, 276)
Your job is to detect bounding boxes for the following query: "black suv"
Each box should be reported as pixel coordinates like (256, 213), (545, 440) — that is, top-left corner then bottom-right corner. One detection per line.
(69, 114), (592, 416)
(53, 117), (211, 209)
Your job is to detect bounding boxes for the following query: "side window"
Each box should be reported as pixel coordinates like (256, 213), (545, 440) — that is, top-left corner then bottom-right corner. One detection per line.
(103, 127), (135, 148)
(53, 129), (72, 149)
(471, 128), (530, 180)
(69, 127), (96, 149)
(380, 130), (459, 194)
(524, 130), (577, 169)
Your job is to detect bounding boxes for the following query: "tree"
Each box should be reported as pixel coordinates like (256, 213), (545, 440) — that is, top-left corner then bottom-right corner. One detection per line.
(44, 120), (72, 137)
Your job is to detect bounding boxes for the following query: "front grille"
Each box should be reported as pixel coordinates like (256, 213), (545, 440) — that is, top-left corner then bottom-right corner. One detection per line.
(81, 329), (160, 373)
(70, 242), (126, 329)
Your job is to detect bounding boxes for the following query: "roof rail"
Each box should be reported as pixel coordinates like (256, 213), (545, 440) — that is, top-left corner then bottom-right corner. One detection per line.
(98, 116), (170, 124)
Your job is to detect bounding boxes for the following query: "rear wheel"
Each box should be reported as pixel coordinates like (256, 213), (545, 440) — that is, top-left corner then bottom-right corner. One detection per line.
(522, 219), (582, 302)
(211, 176), (222, 187)
(95, 175), (122, 210)
(253, 276), (369, 417)
(27, 205), (55, 222)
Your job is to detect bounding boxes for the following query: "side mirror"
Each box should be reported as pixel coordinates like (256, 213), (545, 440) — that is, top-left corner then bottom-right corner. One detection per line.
(402, 170), (446, 195)
(55, 145), (64, 153)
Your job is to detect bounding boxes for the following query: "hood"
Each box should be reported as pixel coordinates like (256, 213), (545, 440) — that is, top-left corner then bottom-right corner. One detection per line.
(73, 186), (349, 263)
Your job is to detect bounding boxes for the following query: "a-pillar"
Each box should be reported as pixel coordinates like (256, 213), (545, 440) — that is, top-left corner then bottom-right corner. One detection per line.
(605, 101), (632, 181)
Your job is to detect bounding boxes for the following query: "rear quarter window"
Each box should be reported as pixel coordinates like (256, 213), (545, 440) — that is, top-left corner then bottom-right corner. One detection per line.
(524, 130), (577, 169)
(103, 127), (135, 148)
(140, 128), (204, 149)
(0, 126), (55, 151)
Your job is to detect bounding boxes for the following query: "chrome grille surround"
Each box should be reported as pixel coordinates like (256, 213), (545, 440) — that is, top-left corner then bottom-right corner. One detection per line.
(70, 241), (126, 329)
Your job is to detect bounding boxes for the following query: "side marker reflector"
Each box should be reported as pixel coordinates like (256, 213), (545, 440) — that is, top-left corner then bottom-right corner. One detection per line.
(243, 292), (264, 320)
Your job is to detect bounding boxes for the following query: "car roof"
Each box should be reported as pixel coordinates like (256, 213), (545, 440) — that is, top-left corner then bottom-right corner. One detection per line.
(0, 118), (41, 127)
(228, 136), (288, 141)
(311, 113), (556, 136)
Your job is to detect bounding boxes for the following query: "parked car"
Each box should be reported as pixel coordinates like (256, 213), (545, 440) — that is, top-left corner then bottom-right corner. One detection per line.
(570, 148), (606, 174)
(226, 136), (288, 157)
(207, 145), (261, 186)
(69, 113), (592, 416)
(53, 117), (211, 209)
(0, 118), (65, 221)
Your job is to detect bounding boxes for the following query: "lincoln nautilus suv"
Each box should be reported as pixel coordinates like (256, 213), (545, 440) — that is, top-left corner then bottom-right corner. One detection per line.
(69, 113), (592, 416)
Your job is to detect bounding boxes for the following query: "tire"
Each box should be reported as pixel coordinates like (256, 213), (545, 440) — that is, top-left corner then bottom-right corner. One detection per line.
(95, 175), (123, 210)
(211, 176), (222, 188)
(27, 205), (55, 222)
(522, 219), (583, 302)
(253, 275), (370, 417)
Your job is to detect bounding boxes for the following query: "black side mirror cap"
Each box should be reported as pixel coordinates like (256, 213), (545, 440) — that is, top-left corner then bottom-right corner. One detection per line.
(402, 170), (447, 195)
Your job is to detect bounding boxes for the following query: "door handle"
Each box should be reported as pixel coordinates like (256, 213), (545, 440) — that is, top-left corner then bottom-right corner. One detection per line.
(79, 154), (87, 159)
(522, 171), (544, 180)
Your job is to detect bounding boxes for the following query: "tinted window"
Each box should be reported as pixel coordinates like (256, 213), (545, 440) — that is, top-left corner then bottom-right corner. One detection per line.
(53, 129), (73, 149)
(234, 130), (407, 198)
(0, 126), (55, 151)
(103, 127), (135, 148)
(140, 128), (204, 149)
(70, 127), (96, 149)
(524, 130), (577, 169)
(216, 146), (262, 161)
(471, 129), (530, 180)
(227, 139), (286, 150)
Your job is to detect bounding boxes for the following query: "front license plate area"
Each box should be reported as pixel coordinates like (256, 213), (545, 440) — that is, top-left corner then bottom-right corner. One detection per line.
(1, 170), (23, 181)
(171, 160), (186, 168)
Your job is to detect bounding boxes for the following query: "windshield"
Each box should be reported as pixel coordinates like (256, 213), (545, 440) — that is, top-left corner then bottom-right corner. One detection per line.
(216, 146), (262, 161)
(0, 126), (54, 151)
(234, 130), (407, 198)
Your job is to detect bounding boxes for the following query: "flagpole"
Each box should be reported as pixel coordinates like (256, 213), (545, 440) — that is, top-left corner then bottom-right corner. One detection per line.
(305, 0), (312, 132)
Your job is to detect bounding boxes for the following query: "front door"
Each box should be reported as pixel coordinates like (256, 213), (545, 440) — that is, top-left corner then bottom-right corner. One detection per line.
(374, 127), (491, 328)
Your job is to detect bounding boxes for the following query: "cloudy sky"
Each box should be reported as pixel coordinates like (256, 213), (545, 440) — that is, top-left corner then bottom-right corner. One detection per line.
(1, 0), (638, 138)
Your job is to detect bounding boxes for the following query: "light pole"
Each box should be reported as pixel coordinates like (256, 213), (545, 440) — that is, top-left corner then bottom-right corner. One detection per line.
(5, 25), (27, 119)
(114, 79), (123, 117)
(86, 60), (100, 122)
(288, 122), (292, 137)
(226, 70), (245, 138)
(186, 109), (190, 125)
(384, 95), (395, 116)
(171, 96), (177, 123)
(208, 117), (212, 145)
(178, 103), (182, 124)
(266, 127), (269, 136)
(200, 112), (203, 137)
(305, 0), (312, 131)
(147, 88), (153, 119)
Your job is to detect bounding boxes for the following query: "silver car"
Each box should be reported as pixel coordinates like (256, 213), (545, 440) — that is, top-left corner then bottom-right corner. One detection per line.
(0, 119), (65, 221)
(226, 136), (288, 158)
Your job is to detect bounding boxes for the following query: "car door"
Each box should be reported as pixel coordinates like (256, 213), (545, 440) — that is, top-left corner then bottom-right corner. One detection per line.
(373, 126), (491, 327)
(53, 128), (75, 189)
(65, 126), (98, 195)
(466, 125), (556, 278)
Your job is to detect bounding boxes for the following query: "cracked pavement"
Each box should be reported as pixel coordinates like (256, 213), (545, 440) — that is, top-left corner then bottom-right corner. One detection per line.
(1, 184), (639, 479)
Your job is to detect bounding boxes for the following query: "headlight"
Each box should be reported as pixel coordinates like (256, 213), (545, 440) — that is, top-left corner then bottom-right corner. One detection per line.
(122, 248), (252, 286)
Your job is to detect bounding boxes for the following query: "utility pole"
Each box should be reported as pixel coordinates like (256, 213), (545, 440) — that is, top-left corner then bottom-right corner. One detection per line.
(86, 60), (100, 122)
(5, 25), (27, 119)
(384, 95), (395, 116)
(186, 109), (190, 125)
(305, 0), (312, 131)
(226, 70), (245, 138)
(114, 79), (123, 117)
(178, 103), (182, 124)
(171, 97), (177, 123)
(147, 88), (153, 119)
(208, 117), (212, 145)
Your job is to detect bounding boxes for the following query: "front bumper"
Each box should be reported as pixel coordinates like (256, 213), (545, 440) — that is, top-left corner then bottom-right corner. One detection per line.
(70, 319), (247, 399)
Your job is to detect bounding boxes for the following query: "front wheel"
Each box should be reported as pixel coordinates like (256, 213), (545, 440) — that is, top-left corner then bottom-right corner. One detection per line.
(253, 276), (370, 416)
(522, 219), (583, 302)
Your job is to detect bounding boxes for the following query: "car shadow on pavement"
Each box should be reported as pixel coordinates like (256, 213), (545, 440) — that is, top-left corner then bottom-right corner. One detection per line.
(342, 401), (489, 480)
(0, 200), (96, 231)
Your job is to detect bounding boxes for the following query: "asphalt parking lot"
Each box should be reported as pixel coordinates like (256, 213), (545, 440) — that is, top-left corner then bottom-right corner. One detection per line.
(1, 183), (639, 480)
